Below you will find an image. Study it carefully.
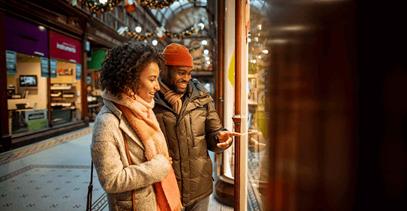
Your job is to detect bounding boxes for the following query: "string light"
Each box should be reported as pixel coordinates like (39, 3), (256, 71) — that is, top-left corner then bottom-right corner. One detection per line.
(127, 25), (202, 41)
(81, 0), (122, 14)
(82, 0), (176, 14)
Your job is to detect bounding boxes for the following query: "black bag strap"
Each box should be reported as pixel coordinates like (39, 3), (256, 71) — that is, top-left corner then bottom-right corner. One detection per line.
(86, 160), (94, 211)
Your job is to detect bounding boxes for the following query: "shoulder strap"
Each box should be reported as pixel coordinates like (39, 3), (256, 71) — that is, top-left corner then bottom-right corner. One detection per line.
(87, 138), (136, 211)
(86, 161), (94, 211)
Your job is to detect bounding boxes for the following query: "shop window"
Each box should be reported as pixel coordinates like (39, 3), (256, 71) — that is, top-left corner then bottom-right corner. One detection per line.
(50, 60), (82, 125)
(246, 5), (270, 210)
(7, 53), (49, 135)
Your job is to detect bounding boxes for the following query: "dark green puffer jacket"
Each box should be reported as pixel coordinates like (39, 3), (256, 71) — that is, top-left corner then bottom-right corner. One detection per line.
(153, 79), (228, 206)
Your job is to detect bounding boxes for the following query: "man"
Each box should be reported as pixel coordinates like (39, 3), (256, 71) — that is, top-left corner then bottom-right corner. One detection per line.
(154, 43), (237, 211)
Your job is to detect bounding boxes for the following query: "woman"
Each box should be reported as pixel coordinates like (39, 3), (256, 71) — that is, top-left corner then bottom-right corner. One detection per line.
(91, 42), (182, 211)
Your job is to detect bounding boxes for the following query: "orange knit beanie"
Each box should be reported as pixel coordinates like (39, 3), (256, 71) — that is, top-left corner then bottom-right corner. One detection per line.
(162, 43), (193, 67)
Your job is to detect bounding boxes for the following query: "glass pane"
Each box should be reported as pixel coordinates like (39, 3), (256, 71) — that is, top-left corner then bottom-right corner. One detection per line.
(7, 53), (50, 135)
(50, 60), (82, 125)
(247, 0), (271, 210)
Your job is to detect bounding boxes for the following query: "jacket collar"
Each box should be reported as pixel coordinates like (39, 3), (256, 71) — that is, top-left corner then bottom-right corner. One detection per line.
(103, 99), (145, 149)
(155, 80), (209, 105)
(154, 79), (212, 118)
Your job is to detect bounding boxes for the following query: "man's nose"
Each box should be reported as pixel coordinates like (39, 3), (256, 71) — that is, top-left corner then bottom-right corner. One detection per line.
(183, 74), (191, 81)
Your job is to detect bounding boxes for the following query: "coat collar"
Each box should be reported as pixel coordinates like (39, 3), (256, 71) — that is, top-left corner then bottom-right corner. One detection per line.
(154, 79), (213, 124)
(103, 99), (145, 150)
(154, 79), (210, 108)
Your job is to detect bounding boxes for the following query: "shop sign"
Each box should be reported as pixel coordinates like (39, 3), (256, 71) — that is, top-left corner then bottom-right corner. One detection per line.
(50, 31), (82, 63)
(50, 59), (57, 78)
(40, 57), (49, 77)
(6, 50), (17, 75)
(5, 16), (48, 57)
(76, 64), (82, 80)
(56, 42), (77, 53)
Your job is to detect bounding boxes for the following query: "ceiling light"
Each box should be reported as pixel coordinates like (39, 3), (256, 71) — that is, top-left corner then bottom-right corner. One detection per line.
(257, 24), (262, 30)
(262, 49), (269, 54)
(38, 25), (46, 31)
(201, 40), (208, 46)
(152, 39), (158, 46)
(198, 23), (205, 30)
(205, 56), (209, 61)
(203, 49), (209, 55)
(135, 26), (142, 33)
(99, 0), (108, 4)
(206, 61), (211, 65)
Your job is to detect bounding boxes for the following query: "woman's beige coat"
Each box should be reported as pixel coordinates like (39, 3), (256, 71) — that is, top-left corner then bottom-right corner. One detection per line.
(91, 99), (170, 211)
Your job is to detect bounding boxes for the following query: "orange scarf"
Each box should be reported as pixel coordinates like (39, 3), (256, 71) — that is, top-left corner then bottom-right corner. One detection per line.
(159, 80), (184, 114)
(102, 91), (182, 211)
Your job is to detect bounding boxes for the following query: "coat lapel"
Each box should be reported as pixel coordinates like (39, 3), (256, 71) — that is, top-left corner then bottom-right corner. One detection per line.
(119, 122), (145, 150)
(104, 100), (145, 150)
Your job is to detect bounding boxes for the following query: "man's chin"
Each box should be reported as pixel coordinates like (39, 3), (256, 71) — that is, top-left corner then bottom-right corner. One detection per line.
(175, 88), (186, 94)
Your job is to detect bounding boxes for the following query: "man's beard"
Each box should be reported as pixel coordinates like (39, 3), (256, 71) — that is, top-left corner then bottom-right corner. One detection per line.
(169, 79), (188, 94)
(172, 83), (186, 94)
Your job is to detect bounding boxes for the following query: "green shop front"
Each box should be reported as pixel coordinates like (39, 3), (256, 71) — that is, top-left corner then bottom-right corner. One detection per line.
(86, 48), (106, 121)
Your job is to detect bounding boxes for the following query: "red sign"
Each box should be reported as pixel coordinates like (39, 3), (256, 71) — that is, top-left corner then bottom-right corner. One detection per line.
(49, 31), (82, 63)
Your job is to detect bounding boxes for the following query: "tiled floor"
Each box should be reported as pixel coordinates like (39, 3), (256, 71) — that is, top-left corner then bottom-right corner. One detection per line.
(0, 125), (233, 211)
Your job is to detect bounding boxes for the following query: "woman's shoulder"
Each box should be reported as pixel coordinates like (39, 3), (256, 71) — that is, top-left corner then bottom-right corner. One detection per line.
(94, 107), (120, 129)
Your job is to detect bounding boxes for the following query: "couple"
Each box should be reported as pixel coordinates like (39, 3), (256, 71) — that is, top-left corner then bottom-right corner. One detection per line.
(91, 42), (236, 211)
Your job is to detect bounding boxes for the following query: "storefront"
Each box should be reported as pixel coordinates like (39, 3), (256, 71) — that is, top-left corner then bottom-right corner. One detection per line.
(5, 15), (50, 135)
(49, 30), (83, 125)
(0, 14), (88, 150)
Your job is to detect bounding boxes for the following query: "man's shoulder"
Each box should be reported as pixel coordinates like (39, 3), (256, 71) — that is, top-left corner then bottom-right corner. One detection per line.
(190, 78), (209, 95)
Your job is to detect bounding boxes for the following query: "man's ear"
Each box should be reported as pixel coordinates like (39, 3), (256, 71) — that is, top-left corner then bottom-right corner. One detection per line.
(160, 66), (170, 84)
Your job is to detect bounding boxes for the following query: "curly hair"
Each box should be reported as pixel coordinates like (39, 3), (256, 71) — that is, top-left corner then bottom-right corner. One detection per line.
(100, 42), (165, 98)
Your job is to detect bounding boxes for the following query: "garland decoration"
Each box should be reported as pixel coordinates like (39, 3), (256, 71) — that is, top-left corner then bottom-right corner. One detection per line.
(81, 0), (122, 13)
(127, 24), (202, 41)
(127, 32), (154, 40)
(138, 0), (177, 9)
(82, 0), (177, 14)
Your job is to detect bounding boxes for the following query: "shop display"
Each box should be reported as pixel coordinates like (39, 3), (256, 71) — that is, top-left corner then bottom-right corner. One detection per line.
(19, 75), (38, 87)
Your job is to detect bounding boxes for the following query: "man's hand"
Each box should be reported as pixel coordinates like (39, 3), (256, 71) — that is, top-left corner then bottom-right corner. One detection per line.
(216, 131), (240, 149)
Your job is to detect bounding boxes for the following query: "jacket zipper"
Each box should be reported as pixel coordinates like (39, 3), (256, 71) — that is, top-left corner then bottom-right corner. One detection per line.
(189, 114), (196, 147)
